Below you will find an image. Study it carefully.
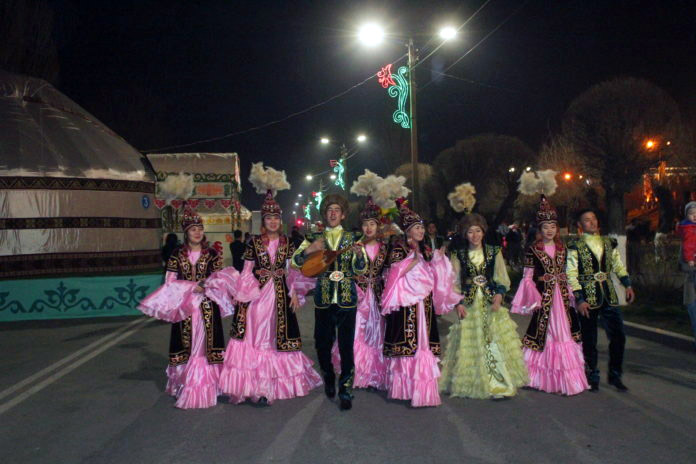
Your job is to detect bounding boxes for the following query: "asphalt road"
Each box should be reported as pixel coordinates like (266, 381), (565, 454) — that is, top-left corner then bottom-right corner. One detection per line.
(2, 304), (695, 464)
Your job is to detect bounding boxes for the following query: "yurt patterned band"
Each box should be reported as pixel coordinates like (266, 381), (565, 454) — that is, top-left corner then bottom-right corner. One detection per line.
(0, 176), (155, 193)
(0, 217), (162, 230)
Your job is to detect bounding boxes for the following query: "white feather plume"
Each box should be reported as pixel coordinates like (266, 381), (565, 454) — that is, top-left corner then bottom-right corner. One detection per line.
(517, 169), (558, 196)
(159, 172), (195, 204)
(350, 169), (383, 197)
(248, 162), (291, 195)
(536, 169), (558, 196)
(373, 174), (411, 209)
(448, 182), (477, 213)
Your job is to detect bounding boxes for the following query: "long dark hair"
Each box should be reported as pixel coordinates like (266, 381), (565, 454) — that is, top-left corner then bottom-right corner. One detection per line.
(403, 225), (433, 262)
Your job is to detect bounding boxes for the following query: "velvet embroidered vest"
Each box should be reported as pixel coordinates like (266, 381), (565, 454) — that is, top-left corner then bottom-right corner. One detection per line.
(522, 245), (581, 351)
(230, 235), (302, 352)
(307, 230), (363, 309)
(165, 246), (225, 366)
(568, 237), (619, 308)
(355, 242), (388, 297)
(382, 242), (440, 358)
(455, 245), (500, 306)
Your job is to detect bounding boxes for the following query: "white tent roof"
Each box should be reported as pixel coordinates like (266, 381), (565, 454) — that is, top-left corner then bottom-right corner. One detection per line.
(0, 70), (152, 181)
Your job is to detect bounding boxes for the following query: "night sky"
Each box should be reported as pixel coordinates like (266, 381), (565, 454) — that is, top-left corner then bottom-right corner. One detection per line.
(49, 0), (696, 216)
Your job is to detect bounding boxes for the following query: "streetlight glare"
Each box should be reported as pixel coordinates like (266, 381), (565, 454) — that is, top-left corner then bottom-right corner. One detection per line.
(330, 174), (337, 180)
(297, 193), (303, 197)
(358, 23), (385, 47)
(439, 26), (457, 41)
(320, 137), (330, 144)
(564, 172), (572, 181)
(356, 134), (367, 142)
(294, 202), (299, 206)
(306, 175), (313, 181)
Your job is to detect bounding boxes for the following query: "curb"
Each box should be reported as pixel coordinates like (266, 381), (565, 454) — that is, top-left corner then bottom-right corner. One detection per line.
(624, 320), (695, 352)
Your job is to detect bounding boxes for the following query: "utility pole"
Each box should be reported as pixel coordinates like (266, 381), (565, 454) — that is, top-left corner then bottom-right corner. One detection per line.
(408, 39), (419, 212)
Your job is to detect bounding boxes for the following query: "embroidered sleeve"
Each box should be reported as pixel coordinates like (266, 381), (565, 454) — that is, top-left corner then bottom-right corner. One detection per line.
(211, 250), (224, 272)
(166, 253), (179, 273)
(291, 237), (312, 268)
(610, 245), (630, 281)
(387, 244), (407, 265)
(523, 249), (534, 268)
(242, 242), (255, 261)
(492, 250), (511, 294)
(566, 248), (582, 292)
(449, 252), (462, 295)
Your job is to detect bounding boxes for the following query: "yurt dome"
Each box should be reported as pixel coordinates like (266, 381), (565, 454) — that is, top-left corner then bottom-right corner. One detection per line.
(0, 70), (161, 279)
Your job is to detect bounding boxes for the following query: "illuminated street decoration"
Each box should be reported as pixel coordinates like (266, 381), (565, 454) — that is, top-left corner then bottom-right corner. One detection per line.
(313, 191), (323, 211)
(332, 158), (346, 189)
(378, 64), (410, 129)
(304, 201), (312, 220)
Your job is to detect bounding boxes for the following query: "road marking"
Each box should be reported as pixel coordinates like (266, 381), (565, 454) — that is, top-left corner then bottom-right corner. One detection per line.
(0, 317), (146, 402)
(0, 317), (154, 415)
(256, 394), (324, 463)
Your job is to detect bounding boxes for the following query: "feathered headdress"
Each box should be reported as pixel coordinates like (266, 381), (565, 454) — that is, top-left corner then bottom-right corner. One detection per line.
(517, 169), (558, 196)
(373, 174), (411, 210)
(351, 169), (387, 223)
(395, 197), (422, 232)
(248, 162), (291, 217)
(159, 172), (195, 205)
(447, 182), (477, 213)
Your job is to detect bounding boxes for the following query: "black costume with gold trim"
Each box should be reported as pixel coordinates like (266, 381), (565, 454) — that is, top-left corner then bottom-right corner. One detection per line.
(521, 244), (581, 351)
(165, 245), (225, 366)
(229, 234), (302, 352)
(383, 241), (441, 358)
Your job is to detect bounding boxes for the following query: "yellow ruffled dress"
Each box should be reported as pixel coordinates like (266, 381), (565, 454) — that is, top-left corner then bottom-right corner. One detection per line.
(439, 247), (528, 399)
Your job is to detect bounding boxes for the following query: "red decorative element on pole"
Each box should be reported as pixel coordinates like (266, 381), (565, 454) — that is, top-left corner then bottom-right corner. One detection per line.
(329, 159), (337, 167)
(378, 64), (396, 88)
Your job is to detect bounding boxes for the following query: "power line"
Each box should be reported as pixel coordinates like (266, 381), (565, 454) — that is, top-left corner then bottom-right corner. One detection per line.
(421, 0), (531, 91)
(141, 54), (408, 153)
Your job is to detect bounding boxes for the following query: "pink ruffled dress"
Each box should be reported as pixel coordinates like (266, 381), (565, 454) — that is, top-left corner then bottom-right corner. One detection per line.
(217, 238), (322, 404)
(138, 251), (232, 409)
(511, 244), (589, 395)
(381, 249), (461, 407)
(331, 242), (387, 390)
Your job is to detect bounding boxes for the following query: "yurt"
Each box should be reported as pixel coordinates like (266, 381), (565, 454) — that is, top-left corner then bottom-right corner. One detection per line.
(0, 71), (162, 321)
(146, 153), (247, 267)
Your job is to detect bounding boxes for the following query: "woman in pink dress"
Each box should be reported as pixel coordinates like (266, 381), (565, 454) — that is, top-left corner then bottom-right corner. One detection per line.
(137, 208), (228, 409)
(332, 196), (388, 390)
(511, 196), (589, 395)
(217, 166), (322, 405)
(381, 199), (461, 407)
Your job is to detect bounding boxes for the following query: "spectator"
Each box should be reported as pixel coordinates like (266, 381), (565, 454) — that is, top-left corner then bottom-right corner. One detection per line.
(425, 220), (445, 251)
(677, 201), (696, 345)
(161, 233), (179, 266)
(290, 225), (304, 249)
(229, 229), (246, 272)
(244, 232), (251, 244)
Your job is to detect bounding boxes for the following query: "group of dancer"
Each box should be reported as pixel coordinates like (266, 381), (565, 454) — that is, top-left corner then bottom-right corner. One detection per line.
(138, 164), (635, 410)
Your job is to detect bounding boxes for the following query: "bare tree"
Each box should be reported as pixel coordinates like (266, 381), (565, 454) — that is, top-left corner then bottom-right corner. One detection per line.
(562, 77), (682, 233)
(0, 0), (59, 84)
(432, 134), (537, 229)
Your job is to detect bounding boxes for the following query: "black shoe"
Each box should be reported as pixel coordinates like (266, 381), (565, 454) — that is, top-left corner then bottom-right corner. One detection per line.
(339, 398), (352, 410)
(257, 397), (269, 406)
(589, 381), (599, 392)
(608, 377), (628, 392)
(324, 376), (336, 399)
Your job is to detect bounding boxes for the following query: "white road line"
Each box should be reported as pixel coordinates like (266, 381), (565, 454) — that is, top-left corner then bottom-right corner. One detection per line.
(0, 317), (146, 402)
(0, 317), (154, 415)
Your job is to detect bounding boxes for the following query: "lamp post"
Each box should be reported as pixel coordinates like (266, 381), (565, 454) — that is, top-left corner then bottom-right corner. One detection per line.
(359, 23), (457, 212)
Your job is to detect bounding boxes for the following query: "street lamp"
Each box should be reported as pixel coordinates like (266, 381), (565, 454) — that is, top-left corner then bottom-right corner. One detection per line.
(320, 137), (330, 144)
(358, 23), (385, 47)
(439, 26), (457, 41)
(305, 174), (313, 181)
(297, 193), (303, 197)
(356, 134), (367, 143)
(358, 21), (458, 212)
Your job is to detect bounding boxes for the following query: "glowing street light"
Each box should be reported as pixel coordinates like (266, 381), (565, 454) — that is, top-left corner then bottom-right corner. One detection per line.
(358, 23), (385, 47)
(330, 174), (337, 180)
(305, 174), (313, 181)
(525, 166), (532, 172)
(439, 26), (457, 41)
(508, 167), (516, 173)
(294, 202), (299, 206)
(645, 139), (657, 150)
(356, 134), (367, 143)
(297, 193), (303, 197)
(320, 137), (330, 144)
(564, 172), (572, 181)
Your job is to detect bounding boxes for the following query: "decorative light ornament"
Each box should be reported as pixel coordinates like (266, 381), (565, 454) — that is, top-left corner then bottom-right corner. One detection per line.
(313, 191), (323, 211)
(332, 158), (346, 189)
(377, 64), (410, 129)
(304, 201), (313, 220)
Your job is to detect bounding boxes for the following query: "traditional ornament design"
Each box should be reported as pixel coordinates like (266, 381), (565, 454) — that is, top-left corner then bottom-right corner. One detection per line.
(378, 64), (411, 129)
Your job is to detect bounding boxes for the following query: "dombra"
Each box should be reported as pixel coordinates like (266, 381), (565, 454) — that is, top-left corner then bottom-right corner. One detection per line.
(300, 248), (350, 277)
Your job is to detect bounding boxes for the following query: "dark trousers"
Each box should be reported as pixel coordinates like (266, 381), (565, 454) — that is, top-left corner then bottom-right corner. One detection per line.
(314, 305), (356, 399)
(579, 302), (626, 383)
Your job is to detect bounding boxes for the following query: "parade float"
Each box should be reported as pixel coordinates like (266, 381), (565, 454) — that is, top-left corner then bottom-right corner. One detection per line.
(0, 71), (162, 321)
